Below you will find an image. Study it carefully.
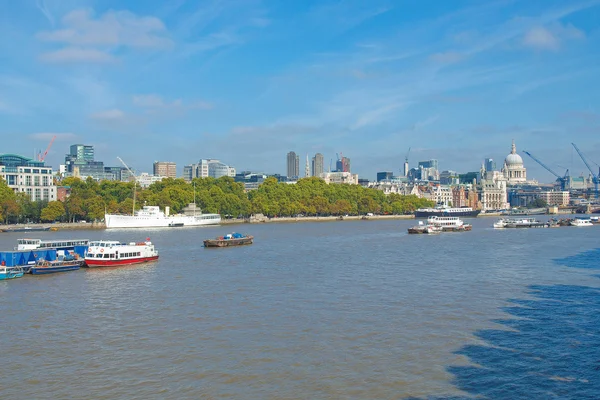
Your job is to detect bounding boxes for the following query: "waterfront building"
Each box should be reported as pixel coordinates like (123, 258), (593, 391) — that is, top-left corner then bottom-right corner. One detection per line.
(479, 164), (509, 210)
(539, 191), (570, 206)
(311, 153), (324, 177)
(452, 186), (467, 207)
(423, 185), (453, 206)
(153, 161), (177, 179)
(467, 188), (479, 209)
(287, 151), (299, 179)
(320, 171), (358, 185)
(501, 140), (527, 185)
(183, 159), (235, 181)
(0, 154), (57, 202)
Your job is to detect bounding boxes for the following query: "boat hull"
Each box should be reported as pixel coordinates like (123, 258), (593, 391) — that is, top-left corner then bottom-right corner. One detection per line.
(415, 210), (481, 218)
(204, 237), (253, 247)
(84, 255), (159, 267)
(0, 267), (24, 280)
(31, 263), (82, 275)
(105, 214), (221, 229)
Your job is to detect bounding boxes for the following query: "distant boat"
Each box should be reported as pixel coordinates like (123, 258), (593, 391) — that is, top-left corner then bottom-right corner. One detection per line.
(204, 233), (254, 248)
(104, 205), (221, 229)
(0, 265), (24, 280)
(414, 205), (480, 218)
(2, 226), (51, 233)
(16, 238), (89, 251)
(570, 218), (593, 227)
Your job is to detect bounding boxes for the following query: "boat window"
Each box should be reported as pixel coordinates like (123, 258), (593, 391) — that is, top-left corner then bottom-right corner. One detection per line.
(103, 254), (110, 258)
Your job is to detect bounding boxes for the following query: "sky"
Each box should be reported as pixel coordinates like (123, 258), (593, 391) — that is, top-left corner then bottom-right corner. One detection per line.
(1, 0), (600, 183)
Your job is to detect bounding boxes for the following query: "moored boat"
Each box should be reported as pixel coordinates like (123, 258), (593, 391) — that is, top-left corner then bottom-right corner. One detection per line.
(427, 216), (472, 232)
(493, 217), (548, 228)
(84, 239), (159, 267)
(31, 254), (84, 275)
(415, 205), (480, 218)
(204, 233), (253, 247)
(16, 238), (89, 251)
(407, 221), (442, 234)
(2, 226), (51, 233)
(105, 205), (221, 229)
(570, 218), (593, 227)
(0, 265), (24, 280)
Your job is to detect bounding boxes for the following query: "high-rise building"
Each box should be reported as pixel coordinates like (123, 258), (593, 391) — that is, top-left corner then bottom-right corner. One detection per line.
(311, 153), (324, 177)
(64, 144), (116, 180)
(376, 172), (393, 182)
(287, 151), (299, 179)
(485, 158), (496, 172)
(153, 161), (177, 178)
(336, 156), (351, 173)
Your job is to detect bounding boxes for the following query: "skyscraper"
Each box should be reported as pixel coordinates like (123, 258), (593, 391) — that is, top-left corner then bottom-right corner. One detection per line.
(287, 151), (299, 179)
(312, 153), (324, 177)
(153, 161), (177, 178)
(485, 158), (496, 172)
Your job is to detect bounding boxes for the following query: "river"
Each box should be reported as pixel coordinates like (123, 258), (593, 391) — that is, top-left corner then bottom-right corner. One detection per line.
(1, 217), (599, 399)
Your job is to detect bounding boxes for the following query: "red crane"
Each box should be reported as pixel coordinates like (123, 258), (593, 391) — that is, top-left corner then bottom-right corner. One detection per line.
(38, 135), (57, 162)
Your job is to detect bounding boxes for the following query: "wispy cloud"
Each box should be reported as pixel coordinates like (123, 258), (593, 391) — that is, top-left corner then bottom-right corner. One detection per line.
(133, 94), (213, 111)
(29, 132), (78, 141)
(90, 109), (126, 120)
(35, 0), (55, 26)
(37, 8), (172, 63)
(429, 51), (464, 64)
(522, 22), (585, 51)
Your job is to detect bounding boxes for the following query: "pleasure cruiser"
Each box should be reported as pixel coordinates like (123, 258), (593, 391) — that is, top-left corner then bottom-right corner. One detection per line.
(84, 239), (159, 267)
(427, 216), (472, 231)
(104, 205), (221, 229)
(415, 205), (480, 218)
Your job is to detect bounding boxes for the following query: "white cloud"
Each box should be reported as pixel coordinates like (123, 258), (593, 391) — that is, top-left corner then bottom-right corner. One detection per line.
(351, 102), (410, 130)
(523, 22), (585, 51)
(90, 109), (126, 120)
(40, 47), (116, 63)
(37, 8), (172, 63)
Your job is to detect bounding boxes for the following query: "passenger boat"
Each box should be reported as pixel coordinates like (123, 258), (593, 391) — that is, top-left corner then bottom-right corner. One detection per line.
(16, 238), (89, 251)
(427, 216), (472, 232)
(0, 265), (24, 280)
(408, 221), (442, 234)
(494, 218), (548, 228)
(104, 205), (221, 229)
(570, 218), (593, 227)
(84, 239), (159, 267)
(415, 205), (480, 218)
(204, 233), (254, 247)
(31, 253), (84, 275)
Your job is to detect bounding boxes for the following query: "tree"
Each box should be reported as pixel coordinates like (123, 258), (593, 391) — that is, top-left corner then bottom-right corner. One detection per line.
(527, 198), (548, 208)
(1, 199), (20, 224)
(41, 201), (65, 222)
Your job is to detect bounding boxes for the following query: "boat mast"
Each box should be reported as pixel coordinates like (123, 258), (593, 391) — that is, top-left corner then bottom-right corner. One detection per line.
(117, 156), (137, 216)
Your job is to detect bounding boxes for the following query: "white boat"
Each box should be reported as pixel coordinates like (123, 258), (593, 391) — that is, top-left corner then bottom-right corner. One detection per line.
(16, 238), (89, 251)
(84, 239), (159, 267)
(570, 218), (593, 227)
(493, 218), (548, 229)
(427, 216), (472, 231)
(104, 205), (221, 229)
(407, 221), (442, 234)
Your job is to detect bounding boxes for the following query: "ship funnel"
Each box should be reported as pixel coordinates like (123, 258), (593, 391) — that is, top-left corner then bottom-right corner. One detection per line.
(165, 206), (170, 216)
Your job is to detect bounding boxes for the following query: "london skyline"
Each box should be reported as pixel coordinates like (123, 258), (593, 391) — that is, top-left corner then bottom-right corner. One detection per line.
(1, 0), (599, 182)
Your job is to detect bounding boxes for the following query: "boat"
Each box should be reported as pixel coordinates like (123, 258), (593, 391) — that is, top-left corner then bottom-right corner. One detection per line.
(204, 233), (254, 247)
(104, 205), (221, 229)
(2, 226), (51, 233)
(84, 239), (159, 267)
(31, 252), (84, 275)
(0, 265), (24, 280)
(570, 218), (593, 227)
(16, 238), (89, 251)
(493, 217), (549, 228)
(414, 205), (481, 218)
(407, 221), (442, 234)
(427, 216), (472, 232)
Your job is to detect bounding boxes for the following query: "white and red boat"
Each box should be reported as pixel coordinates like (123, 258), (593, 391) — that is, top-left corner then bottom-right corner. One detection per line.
(84, 239), (159, 267)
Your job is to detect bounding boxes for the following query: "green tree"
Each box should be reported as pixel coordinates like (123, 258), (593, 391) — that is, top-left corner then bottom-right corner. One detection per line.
(41, 201), (66, 222)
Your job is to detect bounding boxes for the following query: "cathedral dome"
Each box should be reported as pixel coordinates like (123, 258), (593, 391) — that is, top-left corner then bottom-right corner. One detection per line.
(504, 140), (523, 167)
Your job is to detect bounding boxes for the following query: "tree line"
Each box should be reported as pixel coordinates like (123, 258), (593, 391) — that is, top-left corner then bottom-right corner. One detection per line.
(0, 176), (434, 223)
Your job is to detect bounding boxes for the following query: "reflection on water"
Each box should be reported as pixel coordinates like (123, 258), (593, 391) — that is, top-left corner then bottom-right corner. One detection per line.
(0, 219), (599, 399)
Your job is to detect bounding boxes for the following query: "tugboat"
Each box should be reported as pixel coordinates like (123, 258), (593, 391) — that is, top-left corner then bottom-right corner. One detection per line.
(204, 233), (254, 247)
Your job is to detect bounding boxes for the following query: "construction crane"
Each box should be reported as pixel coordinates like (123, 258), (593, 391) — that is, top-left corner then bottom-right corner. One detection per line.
(522, 150), (570, 191)
(117, 156), (137, 215)
(38, 135), (56, 162)
(571, 143), (599, 199)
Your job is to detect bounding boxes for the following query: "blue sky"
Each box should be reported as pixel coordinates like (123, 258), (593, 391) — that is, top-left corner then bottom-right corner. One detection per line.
(1, 0), (599, 182)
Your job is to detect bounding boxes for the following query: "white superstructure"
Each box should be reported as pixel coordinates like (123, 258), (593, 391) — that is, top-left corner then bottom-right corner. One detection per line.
(570, 218), (593, 227)
(104, 205), (221, 229)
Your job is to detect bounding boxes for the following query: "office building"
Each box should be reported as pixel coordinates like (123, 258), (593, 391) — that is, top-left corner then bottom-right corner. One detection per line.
(183, 159), (235, 181)
(153, 161), (177, 179)
(63, 144), (116, 181)
(485, 158), (496, 172)
(287, 151), (299, 179)
(312, 153), (324, 177)
(376, 172), (393, 182)
(0, 154), (57, 202)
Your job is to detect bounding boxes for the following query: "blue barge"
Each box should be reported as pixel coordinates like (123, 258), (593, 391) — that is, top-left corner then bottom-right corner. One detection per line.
(0, 246), (88, 272)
